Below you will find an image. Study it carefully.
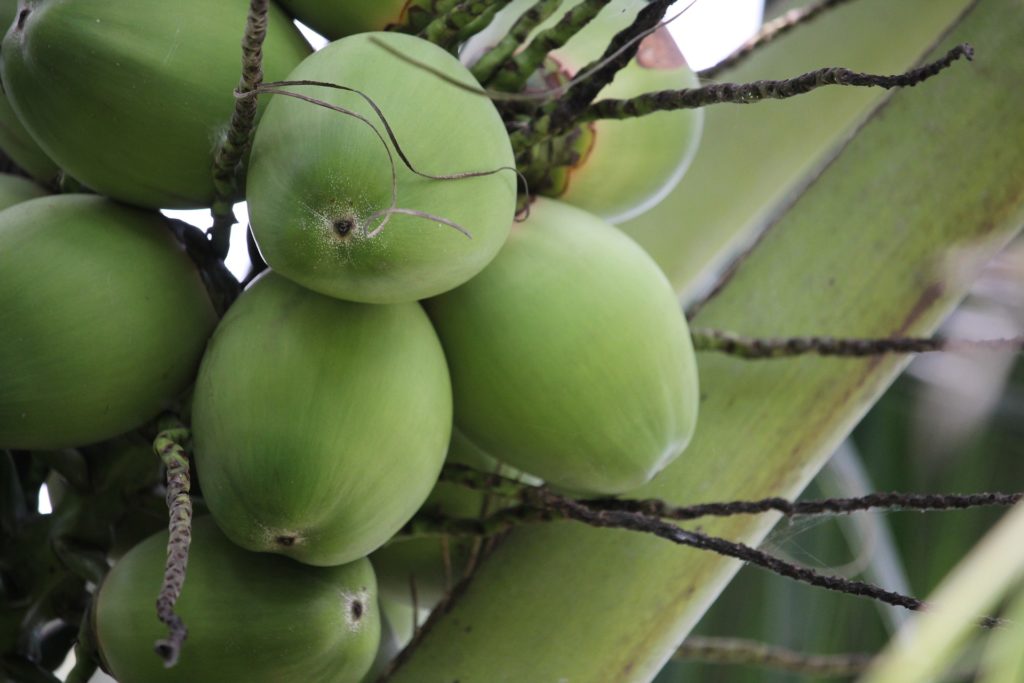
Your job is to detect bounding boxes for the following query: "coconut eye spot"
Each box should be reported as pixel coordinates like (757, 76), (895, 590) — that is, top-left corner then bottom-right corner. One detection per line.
(333, 217), (355, 237)
(275, 534), (297, 547)
(342, 589), (370, 631)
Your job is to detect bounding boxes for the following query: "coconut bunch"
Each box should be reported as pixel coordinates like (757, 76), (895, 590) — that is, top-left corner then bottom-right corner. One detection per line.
(0, 2), (702, 681)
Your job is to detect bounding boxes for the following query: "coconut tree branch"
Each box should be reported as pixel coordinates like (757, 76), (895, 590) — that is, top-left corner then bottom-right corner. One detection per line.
(691, 328), (1024, 359)
(701, 0), (858, 79)
(209, 0), (270, 260)
(397, 0), (463, 34)
(421, 0), (510, 49)
(589, 491), (1024, 520)
(490, 0), (613, 91)
(539, 493), (1002, 627)
(427, 467), (1013, 625)
(457, 3), (509, 42)
(165, 217), (241, 316)
(547, 0), (672, 131)
(673, 636), (873, 677)
(152, 416), (194, 668)
(576, 43), (973, 122)
(472, 0), (566, 84)
(437, 465), (1023, 523)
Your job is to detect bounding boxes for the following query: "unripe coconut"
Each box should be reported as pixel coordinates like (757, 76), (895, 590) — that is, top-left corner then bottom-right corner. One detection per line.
(96, 516), (380, 683)
(277, 0), (409, 39)
(0, 0), (59, 184)
(0, 0), (311, 208)
(192, 271), (452, 566)
(0, 171), (45, 210)
(425, 197), (699, 495)
(0, 195), (218, 449)
(247, 32), (517, 303)
(0, 92), (59, 184)
(464, 0), (703, 223)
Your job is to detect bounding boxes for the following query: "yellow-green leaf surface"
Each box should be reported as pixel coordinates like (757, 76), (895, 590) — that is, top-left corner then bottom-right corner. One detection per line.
(390, 1), (1024, 681)
(621, 0), (975, 299)
(978, 579), (1024, 683)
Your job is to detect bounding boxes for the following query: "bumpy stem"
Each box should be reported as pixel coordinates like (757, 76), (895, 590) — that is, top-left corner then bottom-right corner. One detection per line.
(701, 0), (858, 79)
(422, 0), (508, 49)
(152, 417), (193, 668)
(577, 44), (974, 123)
(457, 3), (508, 42)
(547, 0), (671, 131)
(691, 328), (1024, 359)
(397, 504), (549, 539)
(538, 493), (1004, 627)
(588, 491), (1023, 521)
(209, 0), (270, 259)
(471, 0), (565, 84)
(490, 0), (612, 91)
(398, 0), (463, 34)
(432, 466), (1011, 627)
(674, 637), (873, 676)
(437, 466), (1023, 524)
(165, 217), (241, 316)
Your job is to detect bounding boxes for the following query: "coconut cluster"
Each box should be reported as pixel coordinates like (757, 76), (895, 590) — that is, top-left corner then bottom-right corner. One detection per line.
(0, 2), (702, 681)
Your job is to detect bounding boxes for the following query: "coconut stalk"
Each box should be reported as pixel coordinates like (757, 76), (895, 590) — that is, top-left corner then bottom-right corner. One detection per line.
(387, 0), (1024, 680)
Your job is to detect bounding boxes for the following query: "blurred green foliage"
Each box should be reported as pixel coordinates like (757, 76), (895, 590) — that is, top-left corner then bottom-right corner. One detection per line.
(656, 346), (1024, 682)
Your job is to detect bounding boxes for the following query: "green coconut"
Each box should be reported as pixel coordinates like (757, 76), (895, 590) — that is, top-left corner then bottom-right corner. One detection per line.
(464, 0), (703, 223)
(0, 0), (58, 184)
(246, 32), (517, 303)
(0, 93), (59, 185)
(425, 197), (700, 495)
(96, 516), (380, 683)
(0, 0), (311, 209)
(192, 271), (453, 566)
(0, 171), (46, 210)
(0, 195), (218, 449)
(278, 0), (408, 39)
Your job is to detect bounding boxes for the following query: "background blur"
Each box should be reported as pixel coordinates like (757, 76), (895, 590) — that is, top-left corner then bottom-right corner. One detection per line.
(656, 237), (1024, 682)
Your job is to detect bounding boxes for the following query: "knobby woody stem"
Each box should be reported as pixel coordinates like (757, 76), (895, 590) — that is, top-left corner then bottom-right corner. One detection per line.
(547, 0), (671, 132)
(490, 0), (613, 92)
(152, 416), (194, 668)
(433, 466), (1013, 627)
(398, 0), (463, 34)
(674, 636), (873, 677)
(400, 491), (1023, 539)
(209, 0), (270, 260)
(440, 465), (1023, 521)
(690, 328), (1024, 359)
(472, 0), (565, 85)
(540, 493), (1003, 628)
(421, 0), (508, 49)
(458, 3), (510, 43)
(700, 0), (857, 79)
(576, 43), (974, 123)
(594, 491), (1024, 520)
